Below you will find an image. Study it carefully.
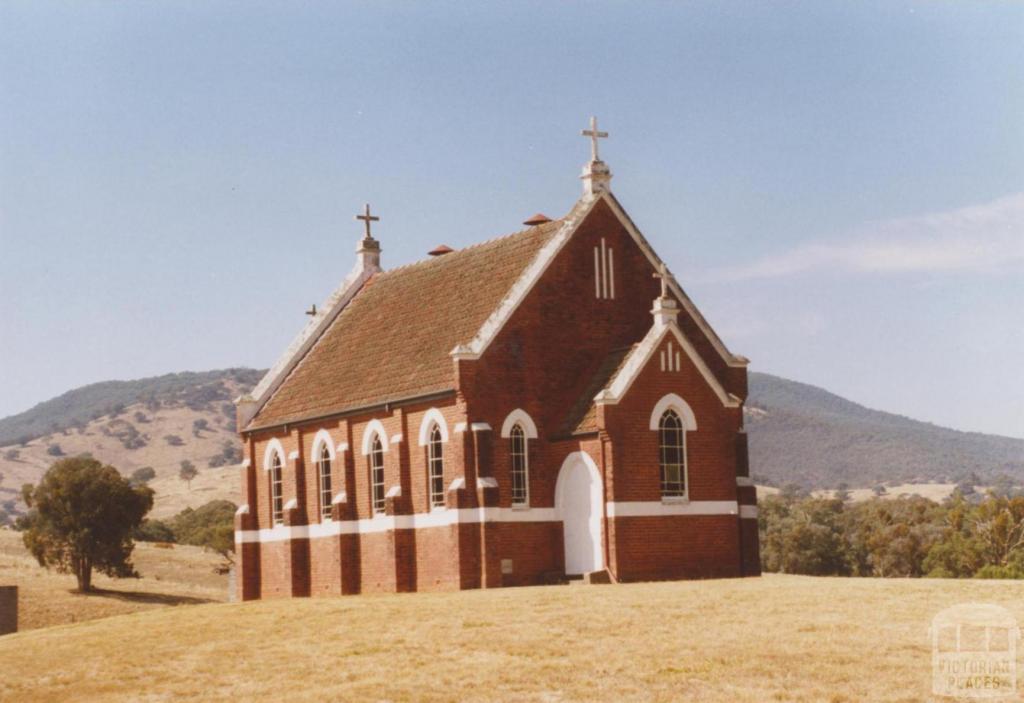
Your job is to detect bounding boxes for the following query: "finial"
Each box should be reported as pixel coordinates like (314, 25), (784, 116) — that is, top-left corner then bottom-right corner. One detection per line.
(580, 116), (609, 162)
(305, 304), (317, 317)
(653, 262), (671, 299)
(355, 203), (380, 242)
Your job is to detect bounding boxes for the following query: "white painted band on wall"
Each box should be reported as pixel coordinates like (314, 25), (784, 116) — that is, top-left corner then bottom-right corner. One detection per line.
(605, 500), (738, 518)
(739, 505), (759, 519)
(736, 477), (754, 487)
(235, 500), (747, 543)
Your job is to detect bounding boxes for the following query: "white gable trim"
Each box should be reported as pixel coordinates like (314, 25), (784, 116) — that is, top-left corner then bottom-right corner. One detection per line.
(311, 429), (336, 461)
(240, 258), (380, 430)
(451, 191), (745, 371)
(450, 196), (599, 360)
(262, 439), (286, 471)
(500, 408), (539, 439)
(417, 408), (450, 446)
(360, 420), (389, 455)
(596, 322), (740, 409)
(599, 192), (747, 369)
(648, 393), (698, 431)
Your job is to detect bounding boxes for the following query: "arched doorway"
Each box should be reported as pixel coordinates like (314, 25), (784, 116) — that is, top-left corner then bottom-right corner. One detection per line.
(555, 452), (604, 575)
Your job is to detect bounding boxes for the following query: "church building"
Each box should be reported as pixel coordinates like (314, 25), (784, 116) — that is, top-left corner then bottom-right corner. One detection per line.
(233, 120), (760, 599)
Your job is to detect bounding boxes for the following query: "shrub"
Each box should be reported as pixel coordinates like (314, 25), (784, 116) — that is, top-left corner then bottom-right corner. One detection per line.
(3, 449), (19, 461)
(133, 518), (176, 543)
(164, 435), (184, 447)
(46, 444), (64, 457)
(130, 466), (156, 486)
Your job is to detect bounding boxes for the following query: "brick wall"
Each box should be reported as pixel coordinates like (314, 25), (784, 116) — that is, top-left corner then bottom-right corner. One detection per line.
(235, 196), (757, 599)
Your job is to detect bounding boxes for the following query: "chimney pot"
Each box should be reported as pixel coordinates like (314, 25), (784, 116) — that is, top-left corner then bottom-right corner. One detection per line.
(429, 244), (454, 257)
(523, 213), (552, 226)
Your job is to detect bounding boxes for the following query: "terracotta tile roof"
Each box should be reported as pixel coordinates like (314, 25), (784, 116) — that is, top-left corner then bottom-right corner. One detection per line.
(559, 345), (637, 436)
(251, 219), (565, 428)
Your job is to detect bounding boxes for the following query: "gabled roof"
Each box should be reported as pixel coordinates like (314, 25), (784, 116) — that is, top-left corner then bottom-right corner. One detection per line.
(559, 345), (636, 436)
(595, 320), (743, 410)
(248, 219), (564, 429)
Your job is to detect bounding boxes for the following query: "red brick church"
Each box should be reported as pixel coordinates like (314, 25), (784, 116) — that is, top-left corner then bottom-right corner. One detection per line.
(233, 120), (759, 599)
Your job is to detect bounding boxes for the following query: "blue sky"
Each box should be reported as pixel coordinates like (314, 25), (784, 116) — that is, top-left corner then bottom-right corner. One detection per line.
(1, 1), (1021, 437)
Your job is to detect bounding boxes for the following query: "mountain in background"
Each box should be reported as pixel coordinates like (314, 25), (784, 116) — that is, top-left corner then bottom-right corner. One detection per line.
(0, 368), (1020, 523)
(745, 372), (1023, 488)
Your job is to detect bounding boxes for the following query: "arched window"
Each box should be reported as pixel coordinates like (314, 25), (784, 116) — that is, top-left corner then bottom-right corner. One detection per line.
(427, 425), (444, 508)
(269, 450), (284, 524)
(370, 434), (385, 514)
(659, 409), (686, 497)
(510, 424), (529, 506)
(316, 443), (332, 521)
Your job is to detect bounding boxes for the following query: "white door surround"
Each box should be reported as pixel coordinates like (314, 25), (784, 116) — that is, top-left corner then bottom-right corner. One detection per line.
(555, 451), (604, 575)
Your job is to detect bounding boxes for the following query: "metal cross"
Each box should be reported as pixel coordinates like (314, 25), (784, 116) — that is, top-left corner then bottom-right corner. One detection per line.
(305, 304), (317, 317)
(581, 116), (609, 161)
(355, 203), (380, 239)
(653, 262), (671, 298)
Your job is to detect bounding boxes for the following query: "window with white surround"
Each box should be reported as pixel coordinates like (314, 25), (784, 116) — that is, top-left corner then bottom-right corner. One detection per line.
(658, 409), (687, 497)
(269, 450), (284, 524)
(510, 424), (529, 506)
(370, 434), (385, 514)
(593, 237), (615, 299)
(427, 424), (444, 508)
(316, 443), (332, 521)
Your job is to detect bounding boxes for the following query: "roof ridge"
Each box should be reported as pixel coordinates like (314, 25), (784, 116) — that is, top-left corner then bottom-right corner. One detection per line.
(375, 218), (565, 280)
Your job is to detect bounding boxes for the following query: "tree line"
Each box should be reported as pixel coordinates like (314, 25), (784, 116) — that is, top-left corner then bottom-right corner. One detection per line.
(759, 488), (1024, 578)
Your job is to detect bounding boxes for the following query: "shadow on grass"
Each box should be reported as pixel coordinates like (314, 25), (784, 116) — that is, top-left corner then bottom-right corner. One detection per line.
(73, 588), (215, 606)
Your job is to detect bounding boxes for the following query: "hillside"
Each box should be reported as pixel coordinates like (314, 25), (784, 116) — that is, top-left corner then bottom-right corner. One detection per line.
(745, 372), (1024, 489)
(2, 574), (1023, 702)
(0, 370), (261, 522)
(0, 367), (1020, 515)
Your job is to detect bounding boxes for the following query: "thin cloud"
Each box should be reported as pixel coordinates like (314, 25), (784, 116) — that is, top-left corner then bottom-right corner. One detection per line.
(702, 192), (1024, 283)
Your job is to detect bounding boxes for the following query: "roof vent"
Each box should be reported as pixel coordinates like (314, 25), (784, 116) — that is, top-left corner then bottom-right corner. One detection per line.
(523, 213), (552, 226)
(428, 244), (454, 257)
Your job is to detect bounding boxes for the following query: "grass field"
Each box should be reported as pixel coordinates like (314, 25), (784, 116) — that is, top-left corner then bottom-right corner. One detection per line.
(2, 570), (1023, 702)
(0, 529), (227, 631)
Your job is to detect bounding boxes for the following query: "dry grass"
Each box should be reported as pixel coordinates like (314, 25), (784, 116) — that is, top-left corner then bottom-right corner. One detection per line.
(0, 529), (227, 631)
(2, 572), (1023, 702)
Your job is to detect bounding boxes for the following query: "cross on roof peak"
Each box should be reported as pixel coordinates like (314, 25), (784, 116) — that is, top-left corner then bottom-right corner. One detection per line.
(581, 116), (609, 162)
(653, 262), (671, 299)
(355, 203), (380, 241)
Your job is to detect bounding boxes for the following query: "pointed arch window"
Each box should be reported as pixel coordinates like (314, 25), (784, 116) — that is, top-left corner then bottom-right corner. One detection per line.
(510, 424), (529, 506)
(370, 434), (385, 514)
(659, 409), (687, 498)
(316, 443), (332, 521)
(269, 450), (284, 525)
(427, 425), (445, 509)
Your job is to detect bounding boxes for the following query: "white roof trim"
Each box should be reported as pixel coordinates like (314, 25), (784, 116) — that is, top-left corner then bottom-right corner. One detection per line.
(648, 393), (698, 431)
(241, 458), (251, 468)
(335, 441), (349, 454)
(450, 191), (744, 370)
(450, 196), (599, 360)
(500, 409), (538, 439)
(287, 450), (300, 461)
(597, 322), (740, 409)
(241, 259), (380, 429)
(390, 433), (403, 444)
(477, 476), (498, 489)
(283, 498), (298, 511)
(385, 484), (402, 498)
(360, 420), (389, 455)
(453, 421), (468, 433)
(418, 408), (450, 446)
(599, 192), (746, 368)
(331, 491), (348, 505)
(470, 422), (492, 432)
(235, 503), (250, 516)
